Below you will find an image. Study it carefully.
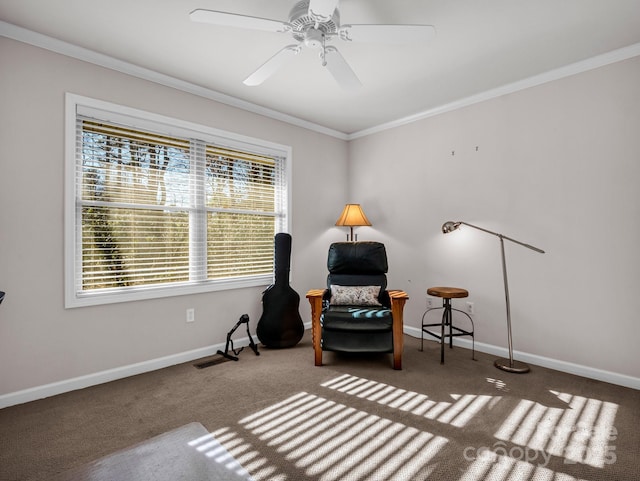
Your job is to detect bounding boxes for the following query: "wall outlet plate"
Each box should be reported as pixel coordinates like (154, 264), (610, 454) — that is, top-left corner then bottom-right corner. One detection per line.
(466, 301), (474, 315)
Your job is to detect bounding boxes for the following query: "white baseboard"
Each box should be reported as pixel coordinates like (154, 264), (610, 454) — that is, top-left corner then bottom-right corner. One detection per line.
(1, 325), (637, 409)
(403, 326), (640, 390)
(0, 339), (247, 409)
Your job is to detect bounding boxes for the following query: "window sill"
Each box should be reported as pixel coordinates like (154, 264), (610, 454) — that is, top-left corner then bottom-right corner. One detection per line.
(65, 275), (272, 308)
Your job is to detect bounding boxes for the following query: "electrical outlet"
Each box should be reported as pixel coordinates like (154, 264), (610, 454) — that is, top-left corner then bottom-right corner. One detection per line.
(466, 302), (474, 315)
(186, 308), (195, 323)
(426, 297), (436, 309)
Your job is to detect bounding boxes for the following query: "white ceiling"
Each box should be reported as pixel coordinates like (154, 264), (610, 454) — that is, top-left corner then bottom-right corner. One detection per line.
(2, 0), (640, 136)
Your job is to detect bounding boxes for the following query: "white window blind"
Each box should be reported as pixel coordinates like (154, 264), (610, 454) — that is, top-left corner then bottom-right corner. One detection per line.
(66, 95), (290, 307)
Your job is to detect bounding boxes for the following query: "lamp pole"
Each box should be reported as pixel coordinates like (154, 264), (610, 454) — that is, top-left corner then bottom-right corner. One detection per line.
(496, 233), (529, 373)
(442, 221), (544, 373)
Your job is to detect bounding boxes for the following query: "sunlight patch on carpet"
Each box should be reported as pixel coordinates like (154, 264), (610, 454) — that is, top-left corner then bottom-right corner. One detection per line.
(208, 376), (619, 481)
(321, 373), (497, 428)
(238, 392), (448, 481)
(494, 391), (618, 468)
(459, 450), (589, 481)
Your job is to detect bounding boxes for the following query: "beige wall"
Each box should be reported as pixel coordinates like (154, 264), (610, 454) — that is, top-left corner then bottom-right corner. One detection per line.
(349, 55), (640, 380)
(0, 37), (348, 397)
(1, 36), (639, 403)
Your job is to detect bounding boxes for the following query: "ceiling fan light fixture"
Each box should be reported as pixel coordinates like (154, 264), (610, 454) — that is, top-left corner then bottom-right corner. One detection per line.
(304, 28), (325, 49)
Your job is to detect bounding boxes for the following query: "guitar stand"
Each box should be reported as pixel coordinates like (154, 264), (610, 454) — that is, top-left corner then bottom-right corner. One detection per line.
(217, 314), (260, 361)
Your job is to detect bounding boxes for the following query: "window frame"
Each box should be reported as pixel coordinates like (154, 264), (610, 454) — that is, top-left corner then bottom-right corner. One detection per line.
(64, 93), (292, 308)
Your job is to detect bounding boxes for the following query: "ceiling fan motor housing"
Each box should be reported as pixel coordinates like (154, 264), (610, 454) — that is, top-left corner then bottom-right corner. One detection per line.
(289, 0), (340, 44)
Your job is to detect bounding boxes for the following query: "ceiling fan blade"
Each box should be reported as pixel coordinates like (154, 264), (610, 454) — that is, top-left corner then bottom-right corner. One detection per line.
(189, 9), (290, 33)
(323, 46), (362, 91)
(308, 0), (340, 22)
(243, 45), (301, 86)
(339, 24), (436, 44)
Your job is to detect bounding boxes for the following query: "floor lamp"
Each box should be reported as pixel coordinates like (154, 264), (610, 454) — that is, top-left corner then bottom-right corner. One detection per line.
(442, 221), (544, 373)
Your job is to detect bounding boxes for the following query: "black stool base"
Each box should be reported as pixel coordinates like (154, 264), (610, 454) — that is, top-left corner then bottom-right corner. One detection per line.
(420, 300), (474, 364)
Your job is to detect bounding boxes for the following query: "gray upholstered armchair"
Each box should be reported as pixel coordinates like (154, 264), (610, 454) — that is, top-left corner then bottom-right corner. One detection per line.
(306, 241), (408, 369)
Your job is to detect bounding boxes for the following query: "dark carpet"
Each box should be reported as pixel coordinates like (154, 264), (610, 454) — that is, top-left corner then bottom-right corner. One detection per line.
(1, 332), (638, 480)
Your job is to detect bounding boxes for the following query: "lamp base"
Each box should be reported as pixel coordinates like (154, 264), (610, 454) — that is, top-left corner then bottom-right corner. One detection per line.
(494, 357), (530, 374)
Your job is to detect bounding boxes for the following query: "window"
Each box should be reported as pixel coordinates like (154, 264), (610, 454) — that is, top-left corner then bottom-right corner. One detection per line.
(65, 94), (290, 307)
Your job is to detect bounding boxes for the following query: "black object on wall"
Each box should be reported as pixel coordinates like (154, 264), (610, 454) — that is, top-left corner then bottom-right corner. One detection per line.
(257, 233), (304, 348)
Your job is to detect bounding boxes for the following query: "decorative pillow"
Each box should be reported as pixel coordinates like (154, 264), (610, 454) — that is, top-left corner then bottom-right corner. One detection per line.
(330, 285), (382, 306)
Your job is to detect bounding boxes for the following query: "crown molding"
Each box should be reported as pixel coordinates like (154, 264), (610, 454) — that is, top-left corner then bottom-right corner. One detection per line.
(2, 21), (639, 142)
(348, 42), (640, 140)
(0, 20), (349, 141)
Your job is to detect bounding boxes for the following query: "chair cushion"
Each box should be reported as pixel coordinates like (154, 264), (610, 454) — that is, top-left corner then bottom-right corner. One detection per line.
(327, 242), (388, 275)
(322, 306), (392, 332)
(329, 285), (382, 306)
(326, 242), (389, 293)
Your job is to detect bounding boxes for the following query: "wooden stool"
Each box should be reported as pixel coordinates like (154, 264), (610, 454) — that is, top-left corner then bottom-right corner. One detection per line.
(421, 287), (475, 364)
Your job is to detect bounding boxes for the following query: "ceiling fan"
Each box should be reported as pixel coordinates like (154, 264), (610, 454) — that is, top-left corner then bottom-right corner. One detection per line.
(189, 0), (436, 90)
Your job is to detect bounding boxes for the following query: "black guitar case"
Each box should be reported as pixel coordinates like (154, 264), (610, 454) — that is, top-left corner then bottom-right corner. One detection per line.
(257, 233), (304, 348)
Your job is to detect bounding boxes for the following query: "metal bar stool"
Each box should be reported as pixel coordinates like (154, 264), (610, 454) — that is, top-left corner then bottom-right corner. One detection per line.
(421, 286), (475, 363)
